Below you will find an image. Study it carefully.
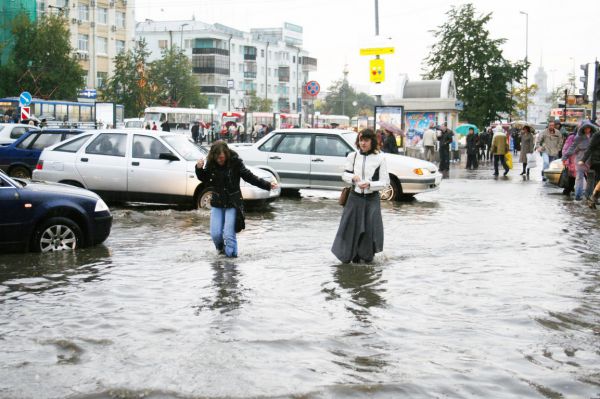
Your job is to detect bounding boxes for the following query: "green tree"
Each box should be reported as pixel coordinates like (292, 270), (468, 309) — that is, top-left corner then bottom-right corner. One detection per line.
(322, 78), (375, 117)
(245, 91), (273, 112)
(100, 39), (158, 118)
(0, 13), (84, 99)
(149, 46), (207, 108)
(423, 3), (527, 127)
(511, 83), (538, 119)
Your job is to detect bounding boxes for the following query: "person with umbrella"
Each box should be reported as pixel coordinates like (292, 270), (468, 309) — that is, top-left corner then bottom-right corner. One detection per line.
(380, 121), (400, 154)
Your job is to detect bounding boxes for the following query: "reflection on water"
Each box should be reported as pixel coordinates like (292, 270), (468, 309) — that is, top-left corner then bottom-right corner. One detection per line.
(193, 260), (247, 315)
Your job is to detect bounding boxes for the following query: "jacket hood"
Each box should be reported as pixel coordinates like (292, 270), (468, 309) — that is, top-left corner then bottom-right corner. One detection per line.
(577, 121), (597, 136)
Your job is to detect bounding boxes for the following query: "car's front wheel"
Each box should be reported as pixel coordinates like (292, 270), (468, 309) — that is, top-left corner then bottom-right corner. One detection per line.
(196, 187), (214, 209)
(9, 165), (31, 179)
(381, 177), (400, 201)
(32, 217), (83, 252)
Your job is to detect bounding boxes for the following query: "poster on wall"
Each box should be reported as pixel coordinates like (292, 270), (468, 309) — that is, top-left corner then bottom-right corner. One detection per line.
(374, 105), (404, 134)
(406, 112), (436, 145)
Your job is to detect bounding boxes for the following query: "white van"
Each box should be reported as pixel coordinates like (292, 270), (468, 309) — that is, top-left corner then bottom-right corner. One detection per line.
(0, 123), (37, 145)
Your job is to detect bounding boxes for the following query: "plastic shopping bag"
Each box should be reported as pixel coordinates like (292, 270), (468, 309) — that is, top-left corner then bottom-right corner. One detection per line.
(504, 152), (513, 169)
(526, 153), (537, 169)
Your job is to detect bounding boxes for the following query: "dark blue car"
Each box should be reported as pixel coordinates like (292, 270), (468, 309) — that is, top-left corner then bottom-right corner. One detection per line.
(0, 128), (84, 178)
(0, 170), (112, 253)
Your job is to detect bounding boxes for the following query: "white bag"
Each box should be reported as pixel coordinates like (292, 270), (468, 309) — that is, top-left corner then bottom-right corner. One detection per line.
(526, 153), (537, 169)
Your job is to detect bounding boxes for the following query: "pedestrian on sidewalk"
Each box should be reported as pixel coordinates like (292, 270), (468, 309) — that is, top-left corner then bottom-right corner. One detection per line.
(491, 125), (510, 176)
(381, 124), (399, 154)
(191, 121), (200, 143)
(422, 121), (437, 162)
(332, 129), (389, 264)
(536, 121), (563, 181)
(465, 127), (479, 170)
(561, 128), (578, 196)
(582, 125), (600, 208)
(437, 123), (453, 173)
(195, 141), (278, 258)
(519, 125), (535, 176)
(563, 121), (594, 200)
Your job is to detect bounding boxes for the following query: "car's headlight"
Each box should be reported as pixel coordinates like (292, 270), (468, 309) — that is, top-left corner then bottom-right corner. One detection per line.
(94, 199), (109, 212)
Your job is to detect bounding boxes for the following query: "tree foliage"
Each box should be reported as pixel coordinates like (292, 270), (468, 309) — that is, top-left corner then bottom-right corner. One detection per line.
(321, 78), (375, 117)
(511, 83), (538, 119)
(0, 13), (84, 99)
(245, 91), (273, 112)
(149, 47), (207, 108)
(422, 3), (527, 127)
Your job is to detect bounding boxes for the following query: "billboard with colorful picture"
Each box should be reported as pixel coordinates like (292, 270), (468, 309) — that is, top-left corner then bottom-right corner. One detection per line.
(406, 112), (436, 145)
(374, 105), (404, 132)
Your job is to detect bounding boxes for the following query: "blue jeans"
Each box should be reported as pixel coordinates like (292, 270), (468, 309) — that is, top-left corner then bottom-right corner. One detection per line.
(210, 207), (237, 257)
(575, 164), (587, 199)
(541, 153), (557, 175)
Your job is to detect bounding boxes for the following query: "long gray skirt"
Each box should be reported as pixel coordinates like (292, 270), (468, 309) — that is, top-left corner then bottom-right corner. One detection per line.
(331, 191), (384, 263)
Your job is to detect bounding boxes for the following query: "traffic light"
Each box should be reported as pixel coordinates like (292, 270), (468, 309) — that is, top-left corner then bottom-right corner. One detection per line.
(370, 58), (385, 83)
(579, 63), (588, 99)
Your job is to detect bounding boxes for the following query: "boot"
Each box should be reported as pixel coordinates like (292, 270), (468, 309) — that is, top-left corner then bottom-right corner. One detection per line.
(520, 163), (526, 175)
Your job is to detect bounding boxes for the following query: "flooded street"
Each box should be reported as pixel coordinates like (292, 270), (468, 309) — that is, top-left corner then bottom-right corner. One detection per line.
(1, 165), (599, 399)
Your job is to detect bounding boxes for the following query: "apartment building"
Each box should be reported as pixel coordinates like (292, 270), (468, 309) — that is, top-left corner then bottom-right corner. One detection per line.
(136, 20), (317, 114)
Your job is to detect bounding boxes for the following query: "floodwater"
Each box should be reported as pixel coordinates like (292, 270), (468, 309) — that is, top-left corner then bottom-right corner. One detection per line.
(1, 163), (599, 399)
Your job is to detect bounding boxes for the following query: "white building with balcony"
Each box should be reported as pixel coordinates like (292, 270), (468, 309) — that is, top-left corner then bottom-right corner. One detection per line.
(136, 20), (317, 114)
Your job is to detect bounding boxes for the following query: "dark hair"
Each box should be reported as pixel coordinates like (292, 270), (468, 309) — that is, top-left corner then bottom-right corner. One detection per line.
(355, 128), (380, 154)
(206, 140), (232, 167)
(522, 125), (532, 133)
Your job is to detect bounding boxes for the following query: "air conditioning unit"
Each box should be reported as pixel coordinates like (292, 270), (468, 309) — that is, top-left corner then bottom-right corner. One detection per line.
(111, 25), (117, 32)
(71, 18), (77, 24)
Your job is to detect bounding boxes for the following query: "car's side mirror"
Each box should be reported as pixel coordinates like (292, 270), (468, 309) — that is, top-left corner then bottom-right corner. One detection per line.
(159, 153), (179, 161)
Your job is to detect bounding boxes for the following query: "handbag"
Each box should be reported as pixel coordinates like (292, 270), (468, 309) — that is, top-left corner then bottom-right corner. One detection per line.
(235, 205), (245, 233)
(526, 153), (537, 169)
(504, 152), (513, 169)
(558, 167), (570, 189)
(339, 152), (358, 206)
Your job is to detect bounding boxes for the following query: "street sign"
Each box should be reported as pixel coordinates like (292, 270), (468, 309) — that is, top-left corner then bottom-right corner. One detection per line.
(21, 106), (30, 120)
(359, 47), (395, 56)
(305, 80), (320, 96)
(227, 79), (235, 89)
(19, 91), (32, 106)
(369, 59), (385, 83)
(455, 100), (464, 111)
(78, 89), (97, 99)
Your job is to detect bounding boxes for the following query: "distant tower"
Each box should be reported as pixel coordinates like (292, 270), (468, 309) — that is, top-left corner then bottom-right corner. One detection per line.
(534, 66), (548, 95)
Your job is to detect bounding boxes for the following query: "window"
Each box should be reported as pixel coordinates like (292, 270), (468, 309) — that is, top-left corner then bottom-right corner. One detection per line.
(261, 49), (264, 58)
(293, 55), (296, 63)
(97, 37), (108, 55)
(17, 133), (38, 149)
(274, 134), (312, 155)
(30, 134), (63, 151)
(158, 40), (168, 49)
(97, 72), (108, 88)
(116, 40), (125, 54)
(184, 39), (193, 49)
(86, 133), (127, 157)
(78, 34), (89, 52)
(55, 135), (92, 153)
(132, 135), (173, 159)
(116, 11), (126, 28)
(314, 135), (352, 157)
(78, 4), (89, 21)
(56, 0), (67, 7)
(10, 127), (28, 139)
(259, 134), (283, 152)
(238, 63), (243, 73)
(97, 7), (108, 24)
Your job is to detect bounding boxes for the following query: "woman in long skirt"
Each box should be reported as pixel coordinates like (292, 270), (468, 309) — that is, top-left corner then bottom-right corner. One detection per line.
(332, 129), (389, 263)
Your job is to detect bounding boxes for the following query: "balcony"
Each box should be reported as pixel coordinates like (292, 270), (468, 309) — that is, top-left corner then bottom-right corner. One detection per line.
(244, 72), (257, 79)
(244, 53), (256, 61)
(192, 47), (229, 56)
(301, 56), (317, 71)
(200, 85), (230, 94)
(243, 46), (257, 60)
(192, 67), (230, 75)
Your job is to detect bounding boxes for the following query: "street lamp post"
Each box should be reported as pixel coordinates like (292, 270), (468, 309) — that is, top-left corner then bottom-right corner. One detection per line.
(519, 11), (529, 121)
(179, 23), (189, 49)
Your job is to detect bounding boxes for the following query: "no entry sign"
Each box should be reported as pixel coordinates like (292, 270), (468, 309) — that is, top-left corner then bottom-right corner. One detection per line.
(305, 80), (320, 96)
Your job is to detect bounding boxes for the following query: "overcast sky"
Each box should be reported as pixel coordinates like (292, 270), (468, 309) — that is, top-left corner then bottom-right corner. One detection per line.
(135, 0), (600, 95)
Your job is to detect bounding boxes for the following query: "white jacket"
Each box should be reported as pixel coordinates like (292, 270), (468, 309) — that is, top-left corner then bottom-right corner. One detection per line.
(422, 128), (437, 146)
(342, 151), (389, 194)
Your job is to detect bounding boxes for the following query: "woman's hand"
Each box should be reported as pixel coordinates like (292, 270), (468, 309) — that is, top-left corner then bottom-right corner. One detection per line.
(270, 181), (279, 190)
(196, 158), (204, 169)
(352, 175), (361, 183)
(357, 181), (370, 190)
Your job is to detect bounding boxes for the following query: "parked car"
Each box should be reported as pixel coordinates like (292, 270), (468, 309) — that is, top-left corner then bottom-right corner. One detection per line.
(0, 123), (37, 145)
(233, 129), (442, 200)
(0, 128), (84, 178)
(0, 169), (112, 253)
(33, 129), (280, 208)
(124, 118), (145, 129)
(543, 158), (563, 185)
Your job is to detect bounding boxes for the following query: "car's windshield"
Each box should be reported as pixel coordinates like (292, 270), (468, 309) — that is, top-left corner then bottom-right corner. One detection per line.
(145, 113), (163, 123)
(0, 170), (23, 188)
(162, 135), (206, 161)
(342, 132), (357, 147)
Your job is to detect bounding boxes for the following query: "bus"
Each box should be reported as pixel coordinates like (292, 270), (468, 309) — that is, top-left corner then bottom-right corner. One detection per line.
(0, 97), (124, 128)
(280, 113), (300, 128)
(313, 114), (350, 129)
(144, 106), (220, 132)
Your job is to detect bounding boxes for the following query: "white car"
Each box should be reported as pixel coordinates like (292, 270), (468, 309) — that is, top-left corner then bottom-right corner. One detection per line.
(233, 129), (442, 200)
(33, 129), (280, 208)
(0, 123), (37, 145)
(124, 118), (145, 129)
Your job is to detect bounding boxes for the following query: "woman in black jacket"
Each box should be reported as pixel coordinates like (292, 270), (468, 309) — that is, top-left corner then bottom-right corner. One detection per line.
(581, 128), (600, 208)
(195, 141), (277, 257)
(382, 129), (399, 154)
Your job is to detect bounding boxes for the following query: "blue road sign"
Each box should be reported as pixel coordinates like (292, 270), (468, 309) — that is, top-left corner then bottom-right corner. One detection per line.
(78, 89), (97, 99)
(19, 91), (32, 106)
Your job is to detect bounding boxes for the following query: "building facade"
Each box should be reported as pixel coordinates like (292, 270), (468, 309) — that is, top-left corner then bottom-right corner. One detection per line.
(37, 0), (135, 93)
(529, 65), (551, 124)
(136, 20), (317, 114)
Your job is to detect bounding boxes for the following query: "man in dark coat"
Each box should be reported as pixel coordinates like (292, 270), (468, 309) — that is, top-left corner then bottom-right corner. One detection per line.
(465, 127), (479, 170)
(191, 122), (200, 143)
(161, 119), (170, 132)
(437, 123), (454, 173)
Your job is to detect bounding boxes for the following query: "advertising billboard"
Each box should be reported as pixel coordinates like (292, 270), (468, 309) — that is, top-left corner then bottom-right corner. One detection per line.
(406, 112), (436, 144)
(374, 105), (404, 132)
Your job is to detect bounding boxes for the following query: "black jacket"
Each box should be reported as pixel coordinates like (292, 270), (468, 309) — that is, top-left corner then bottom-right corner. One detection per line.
(466, 133), (479, 153)
(438, 129), (454, 148)
(195, 152), (271, 208)
(382, 135), (399, 154)
(582, 131), (600, 166)
(161, 121), (170, 132)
